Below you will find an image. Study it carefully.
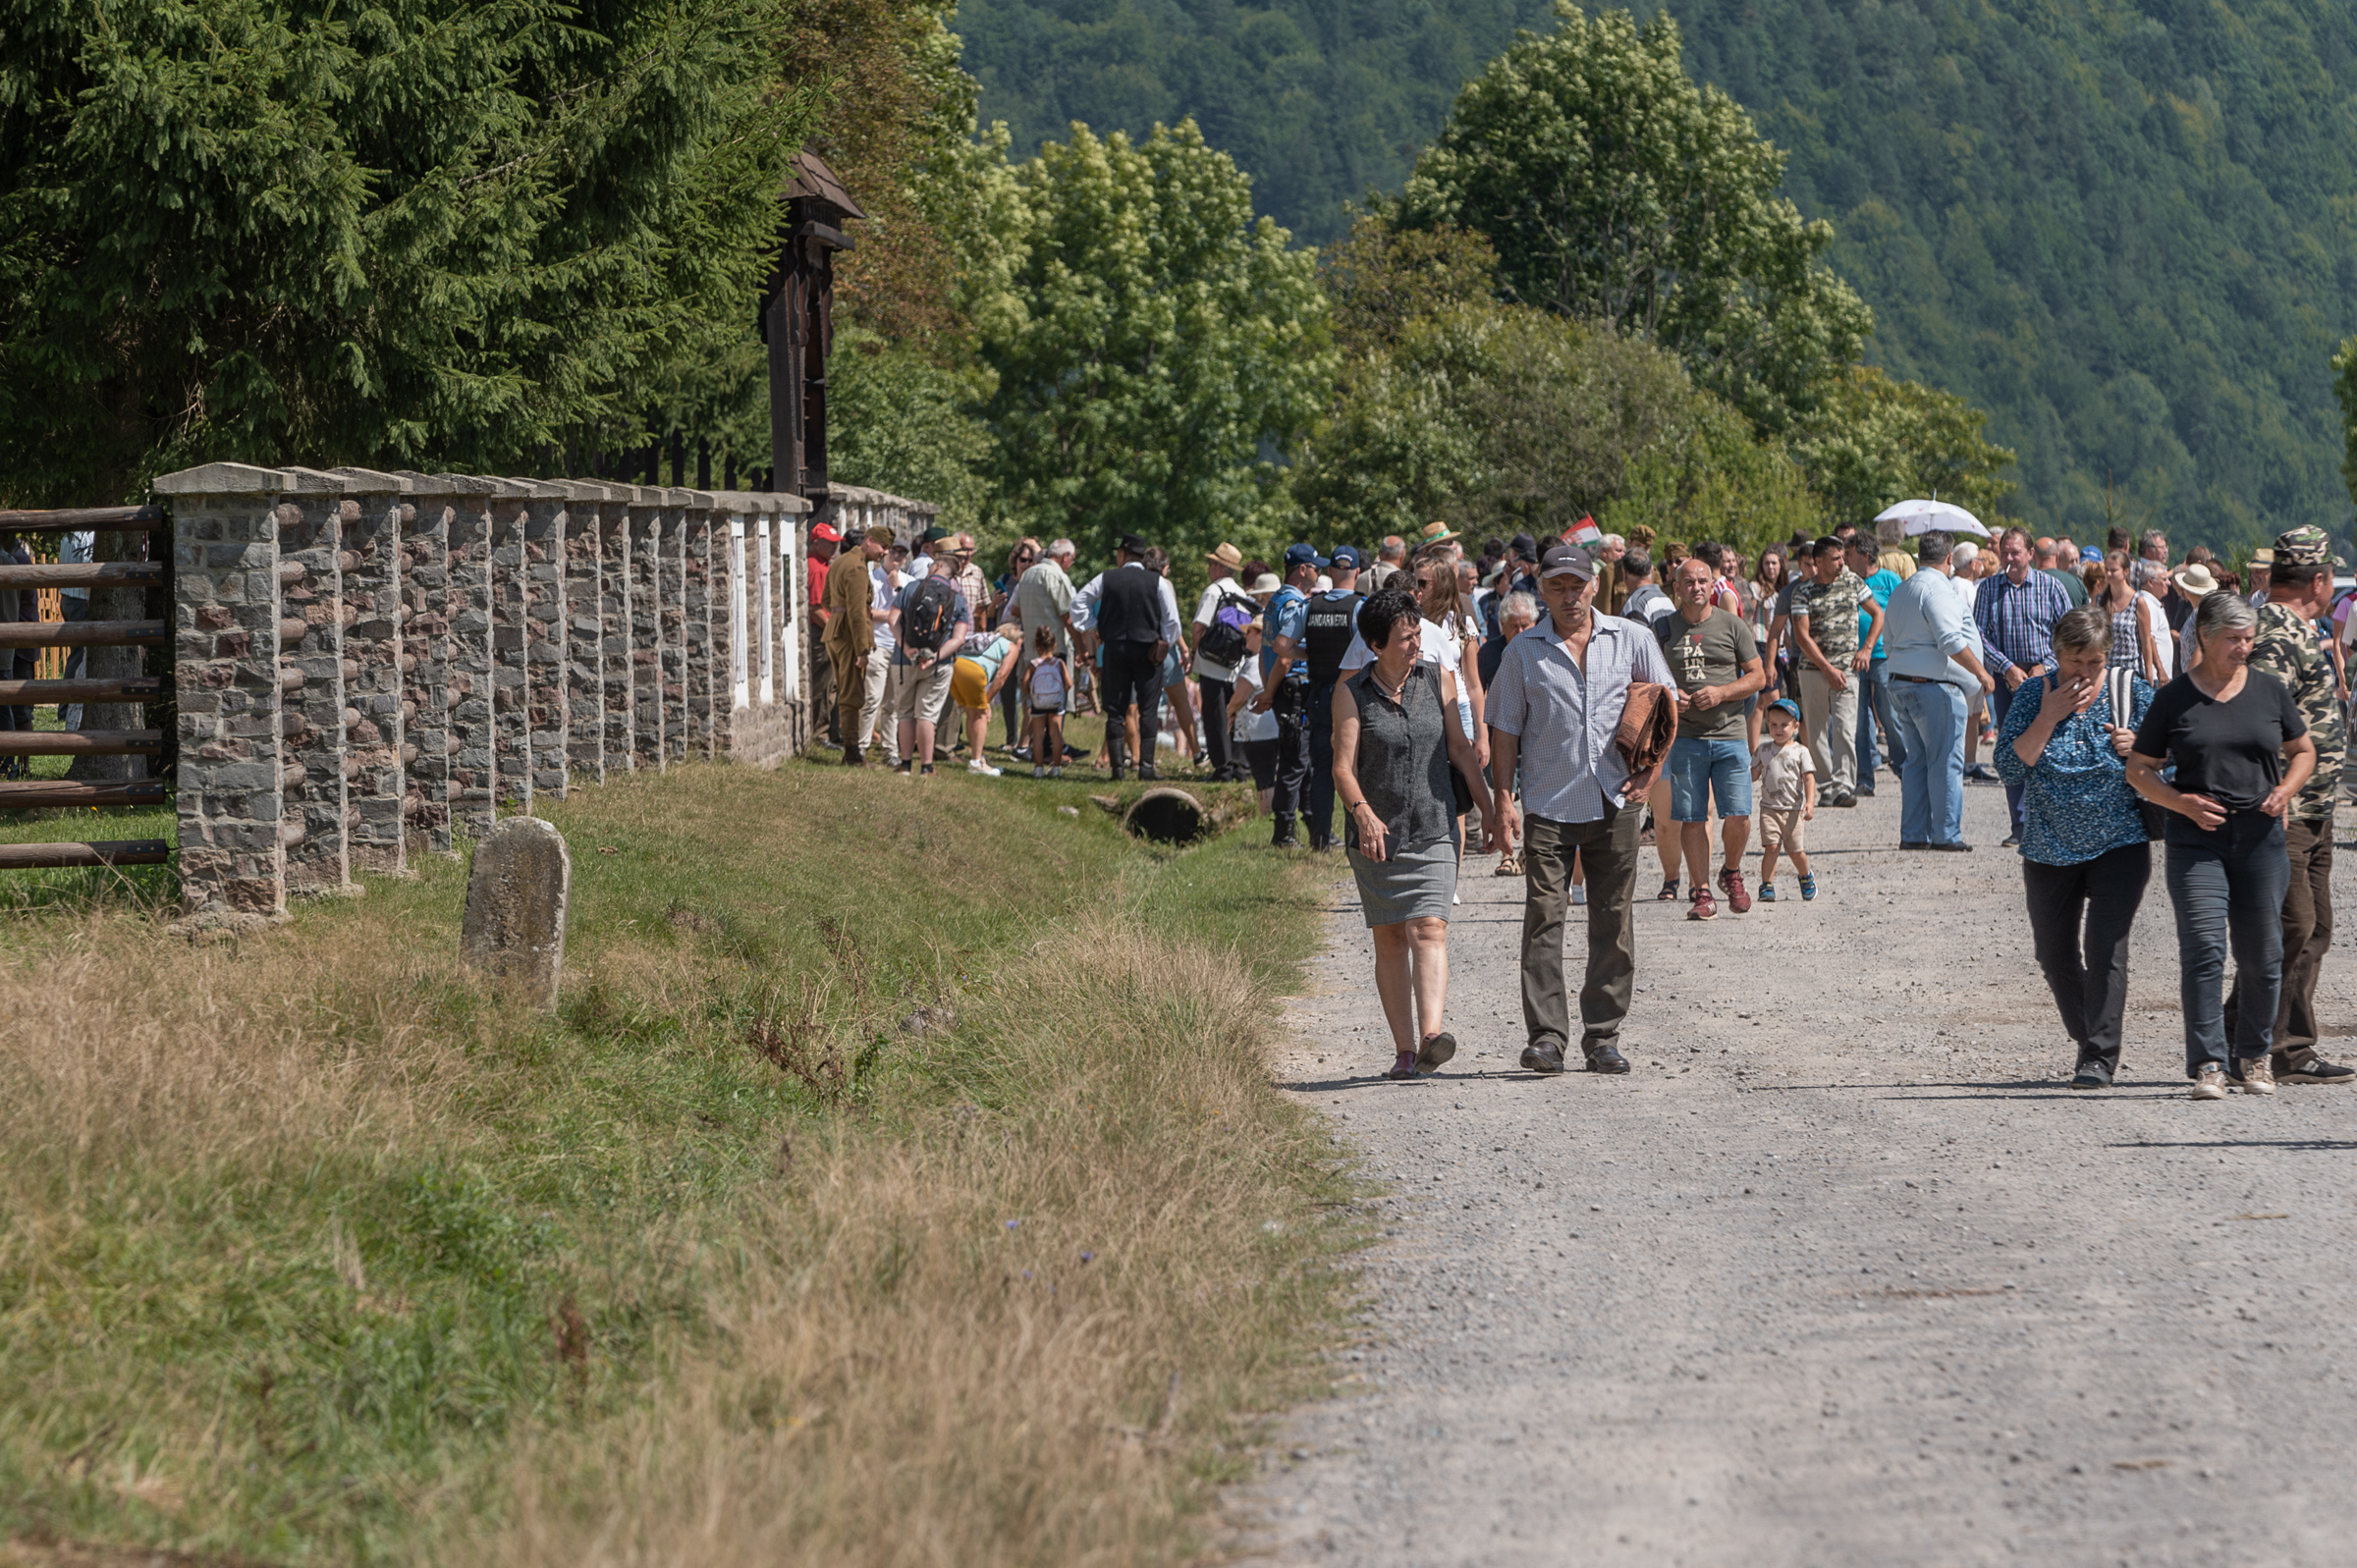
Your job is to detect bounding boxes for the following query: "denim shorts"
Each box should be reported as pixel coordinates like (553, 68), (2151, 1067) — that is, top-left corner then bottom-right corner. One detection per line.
(1667, 734), (1753, 820)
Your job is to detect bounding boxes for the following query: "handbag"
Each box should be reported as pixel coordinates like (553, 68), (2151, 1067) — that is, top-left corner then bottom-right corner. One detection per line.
(2106, 668), (2166, 841)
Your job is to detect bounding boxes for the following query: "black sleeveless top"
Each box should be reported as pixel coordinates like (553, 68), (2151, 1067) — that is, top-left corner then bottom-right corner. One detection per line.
(1344, 661), (1453, 854)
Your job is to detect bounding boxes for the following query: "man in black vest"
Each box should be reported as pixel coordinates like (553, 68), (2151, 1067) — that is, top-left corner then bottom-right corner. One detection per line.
(1300, 546), (1367, 849)
(1095, 533), (1175, 781)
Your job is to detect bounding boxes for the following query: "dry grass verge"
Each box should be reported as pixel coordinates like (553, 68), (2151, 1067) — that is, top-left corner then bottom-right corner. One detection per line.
(0, 765), (1359, 1566)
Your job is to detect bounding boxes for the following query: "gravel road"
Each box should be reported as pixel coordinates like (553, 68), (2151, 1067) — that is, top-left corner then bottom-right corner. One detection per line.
(1238, 781), (2357, 1566)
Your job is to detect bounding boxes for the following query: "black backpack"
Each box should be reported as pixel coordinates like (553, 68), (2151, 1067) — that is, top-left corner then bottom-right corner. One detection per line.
(1197, 588), (1255, 666)
(902, 576), (958, 652)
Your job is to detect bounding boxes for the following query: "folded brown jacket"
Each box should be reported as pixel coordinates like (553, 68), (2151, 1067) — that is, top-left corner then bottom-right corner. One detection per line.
(1614, 680), (1675, 781)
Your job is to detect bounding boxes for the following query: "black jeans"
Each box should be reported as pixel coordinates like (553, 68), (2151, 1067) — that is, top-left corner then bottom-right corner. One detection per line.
(2224, 813), (2332, 1059)
(2022, 842), (2151, 1076)
(1198, 676), (1235, 779)
(2165, 812), (2290, 1076)
(1269, 679), (1311, 838)
(1100, 641), (1163, 772)
(1305, 679), (1339, 847)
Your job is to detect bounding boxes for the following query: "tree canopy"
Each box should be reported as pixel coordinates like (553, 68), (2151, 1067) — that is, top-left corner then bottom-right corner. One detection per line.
(0, 0), (824, 505)
(971, 119), (1333, 562)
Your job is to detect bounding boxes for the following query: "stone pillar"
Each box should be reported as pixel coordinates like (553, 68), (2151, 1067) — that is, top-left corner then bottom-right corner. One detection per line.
(446, 479), (499, 838)
(484, 479), (533, 816)
(392, 476), (459, 855)
(156, 463), (290, 925)
(329, 468), (411, 876)
(776, 495), (810, 757)
(629, 489), (664, 771)
(522, 480), (570, 801)
(753, 501), (776, 708)
(659, 488), (689, 762)
(274, 468), (352, 893)
(553, 480), (609, 785)
(711, 495), (749, 758)
(599, 489), (635, 774)
(681, 492), (715, 758)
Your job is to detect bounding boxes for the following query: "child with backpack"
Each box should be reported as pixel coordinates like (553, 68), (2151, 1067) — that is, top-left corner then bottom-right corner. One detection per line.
(1025, 625), (1071, 779)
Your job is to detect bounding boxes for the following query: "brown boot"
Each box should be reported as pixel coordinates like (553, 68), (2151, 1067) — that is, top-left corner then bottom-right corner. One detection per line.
(843, 743), (867, 768)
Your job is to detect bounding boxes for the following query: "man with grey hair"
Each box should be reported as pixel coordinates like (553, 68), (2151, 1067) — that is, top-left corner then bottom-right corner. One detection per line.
(1884, 529), (1996, 849)
(1015, 537), (1077, 663)
(2139, 529), (2169, 565)
(1365, 535), (1409, 592)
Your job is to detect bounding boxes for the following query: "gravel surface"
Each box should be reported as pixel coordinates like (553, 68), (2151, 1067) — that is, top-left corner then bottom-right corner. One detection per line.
(1237, 781), (2357, 1566)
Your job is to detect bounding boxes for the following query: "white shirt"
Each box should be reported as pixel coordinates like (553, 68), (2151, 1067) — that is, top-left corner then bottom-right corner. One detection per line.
(1069, 569), (1184, 645)
(1191, 574), (1244, 679)
(869, 565), (903, 652)
(1232, 657), (1278, 742)
(1338, 614), (1461, 677)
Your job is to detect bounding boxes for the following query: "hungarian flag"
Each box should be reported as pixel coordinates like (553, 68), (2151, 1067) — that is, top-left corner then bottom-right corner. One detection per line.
(1565, 515), (1602, 547)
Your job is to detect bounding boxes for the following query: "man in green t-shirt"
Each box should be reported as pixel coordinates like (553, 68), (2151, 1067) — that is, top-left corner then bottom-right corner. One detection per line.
(1658, 558), (1767, 918)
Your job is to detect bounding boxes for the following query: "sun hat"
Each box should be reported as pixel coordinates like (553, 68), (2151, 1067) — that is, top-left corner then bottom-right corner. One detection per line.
(2172, 563), (2220, 597)
(1248, 572), (1283, 597)
(1414, 519), (1460, 550)
(1204, 541), (1244, 573)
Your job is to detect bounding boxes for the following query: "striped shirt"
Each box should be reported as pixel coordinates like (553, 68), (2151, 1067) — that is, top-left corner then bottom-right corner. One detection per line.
(1972, 568), (2072, 676)
(1487, 613), (1676, 824)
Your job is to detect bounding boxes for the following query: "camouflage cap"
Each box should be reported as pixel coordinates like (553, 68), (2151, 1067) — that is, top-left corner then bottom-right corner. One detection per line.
(2275, 524), (2332, 568)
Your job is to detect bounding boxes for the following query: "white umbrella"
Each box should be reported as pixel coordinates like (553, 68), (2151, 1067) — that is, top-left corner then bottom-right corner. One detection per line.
(1874, 499), (1990, 538)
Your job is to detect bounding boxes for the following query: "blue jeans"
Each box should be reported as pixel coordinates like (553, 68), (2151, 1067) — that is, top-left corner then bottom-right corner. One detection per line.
(1666, 735), (1753, 820)
(2165, 812), (2289, 1076)
(1990, 679), (2027, 835)
(1860, 659), (1905, 781)
(1891, 677), (1967, 846)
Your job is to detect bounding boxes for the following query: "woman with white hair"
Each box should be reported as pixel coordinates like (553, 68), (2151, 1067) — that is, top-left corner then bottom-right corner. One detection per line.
(2127, 590), (2317, 1099)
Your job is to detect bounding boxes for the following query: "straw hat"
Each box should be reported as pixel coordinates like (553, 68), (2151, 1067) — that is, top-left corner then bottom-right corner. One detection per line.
(1414, 519), (1460, 550)
(1204, 541), (1244, 573)
(2172, 563), (2220, 598)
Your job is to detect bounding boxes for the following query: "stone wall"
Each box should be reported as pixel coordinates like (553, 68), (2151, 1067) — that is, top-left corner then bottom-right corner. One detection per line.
(150, 465), (914, 922)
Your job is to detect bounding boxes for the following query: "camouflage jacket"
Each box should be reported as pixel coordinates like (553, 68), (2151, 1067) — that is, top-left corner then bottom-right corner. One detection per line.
(2248, 602), (2343, 820)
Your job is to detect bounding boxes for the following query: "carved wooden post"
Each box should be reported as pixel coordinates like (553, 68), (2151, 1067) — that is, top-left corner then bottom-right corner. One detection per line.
(156, 463), (290, 924)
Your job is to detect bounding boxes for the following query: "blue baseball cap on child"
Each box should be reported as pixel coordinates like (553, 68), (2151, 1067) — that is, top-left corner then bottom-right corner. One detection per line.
(1769, 697), (1800, 721)
(1329, 544), (1363, 569)
(1284, 542), (1330, 569)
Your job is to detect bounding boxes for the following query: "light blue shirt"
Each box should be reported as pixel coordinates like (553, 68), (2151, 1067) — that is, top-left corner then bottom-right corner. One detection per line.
(60, 530), (94, 604)
(1263, 586), (1309, 679)
(1486, 613), (1676, 824)
(1884, 566), (1977, 689)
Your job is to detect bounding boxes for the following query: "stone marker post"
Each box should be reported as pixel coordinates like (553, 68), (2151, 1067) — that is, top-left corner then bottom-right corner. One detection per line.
(460, 816), (570, 1009)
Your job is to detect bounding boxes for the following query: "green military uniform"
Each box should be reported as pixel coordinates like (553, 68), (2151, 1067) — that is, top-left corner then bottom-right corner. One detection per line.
(2225, 525), (2351, 1077)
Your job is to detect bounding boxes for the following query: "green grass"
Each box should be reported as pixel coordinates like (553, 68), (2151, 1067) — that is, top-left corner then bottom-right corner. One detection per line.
(0, 759), (1354, 1565)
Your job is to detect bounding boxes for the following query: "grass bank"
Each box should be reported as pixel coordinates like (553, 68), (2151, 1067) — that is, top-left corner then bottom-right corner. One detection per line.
(0, 763), (1361, 1565)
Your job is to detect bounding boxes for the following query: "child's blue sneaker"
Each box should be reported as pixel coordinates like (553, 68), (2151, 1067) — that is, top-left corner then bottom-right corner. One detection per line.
(1799, 873), (1818, 900)
(1758, 883), (1777, 902)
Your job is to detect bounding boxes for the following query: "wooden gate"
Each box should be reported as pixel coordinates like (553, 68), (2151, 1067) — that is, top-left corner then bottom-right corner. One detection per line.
(0, 503), (172, 869)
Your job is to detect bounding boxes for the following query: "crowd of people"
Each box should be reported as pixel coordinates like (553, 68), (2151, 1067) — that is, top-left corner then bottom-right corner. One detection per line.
(801, 513), (2357, 1100)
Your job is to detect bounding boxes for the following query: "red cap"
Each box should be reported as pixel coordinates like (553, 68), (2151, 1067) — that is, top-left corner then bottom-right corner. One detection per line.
(809, 520), (843, 543)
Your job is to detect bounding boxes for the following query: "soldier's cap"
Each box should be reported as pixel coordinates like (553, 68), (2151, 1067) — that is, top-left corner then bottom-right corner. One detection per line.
(1539, 543), (1597, 581)
(2274, 525), (2332, 568)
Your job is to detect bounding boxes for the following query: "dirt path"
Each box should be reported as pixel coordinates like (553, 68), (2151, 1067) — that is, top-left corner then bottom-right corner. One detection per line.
(1239, 782), (2357, 1566)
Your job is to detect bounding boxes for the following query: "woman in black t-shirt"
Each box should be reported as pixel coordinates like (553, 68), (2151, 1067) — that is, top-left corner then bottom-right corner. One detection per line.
(2127, 591), (2316, 1099)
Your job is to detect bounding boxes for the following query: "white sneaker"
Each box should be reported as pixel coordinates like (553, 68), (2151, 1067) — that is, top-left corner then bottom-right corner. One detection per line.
(2190, 1064), (2228, 1100)
(1453, 892), (1461, 904)
(968, 758), (1003, 777)
(1571, 885), (1587, 906)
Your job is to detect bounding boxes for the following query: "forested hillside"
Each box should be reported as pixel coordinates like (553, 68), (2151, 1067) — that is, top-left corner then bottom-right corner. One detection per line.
(959, 0), (2357, 548)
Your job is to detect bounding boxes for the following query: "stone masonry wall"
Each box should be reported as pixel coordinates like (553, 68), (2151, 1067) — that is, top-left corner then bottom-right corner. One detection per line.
(157, 468), (864, 921)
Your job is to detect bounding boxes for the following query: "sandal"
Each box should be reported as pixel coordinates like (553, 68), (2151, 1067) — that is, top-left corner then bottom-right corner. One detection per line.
(1493, 851), (1523, 876)
(1384, 1051), (1418, 1081)
(1656, 878), (1679, 901)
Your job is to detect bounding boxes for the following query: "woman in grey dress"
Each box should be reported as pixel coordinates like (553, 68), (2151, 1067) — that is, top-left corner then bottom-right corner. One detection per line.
(1332, 588), (1497, 1080)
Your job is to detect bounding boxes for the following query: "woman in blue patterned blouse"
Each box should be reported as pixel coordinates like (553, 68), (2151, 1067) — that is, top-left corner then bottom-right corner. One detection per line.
(1997, 605), (2156, 1089)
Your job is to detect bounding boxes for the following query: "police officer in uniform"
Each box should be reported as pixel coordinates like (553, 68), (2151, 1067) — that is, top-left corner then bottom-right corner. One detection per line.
(2223, 524), (2356, 1084)
(1299, 546), (1367, 849)
(1254, 544), (1325, 846)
